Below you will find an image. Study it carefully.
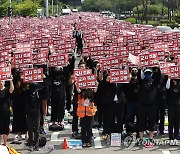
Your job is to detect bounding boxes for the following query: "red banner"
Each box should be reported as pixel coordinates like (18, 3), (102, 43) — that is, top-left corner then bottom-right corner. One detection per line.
(74, 69), (92, 81)
(159, 62), (175, 75)
(32, 52), (47, 65)
(0, 66), (11, 81)
(110, 69), (130, 83)
(169, 65), (180, 79)
(76, 74), (97, 89)
(49, 53), (68, 67)
(13, 52), (33, 68)
(23, 68), (43, 82)
(139, 52), (159, 67)
(99, 57), (122, 70)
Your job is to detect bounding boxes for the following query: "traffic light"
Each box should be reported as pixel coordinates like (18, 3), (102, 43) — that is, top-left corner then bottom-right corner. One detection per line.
(8, 7), (12, 17)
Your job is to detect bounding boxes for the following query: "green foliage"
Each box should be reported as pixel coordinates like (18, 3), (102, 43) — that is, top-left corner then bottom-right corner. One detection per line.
(173, 8), (180, 24)
(14, 0), (39, 17)
(133, 4), (168, 15)
(125, 17), (136, 24)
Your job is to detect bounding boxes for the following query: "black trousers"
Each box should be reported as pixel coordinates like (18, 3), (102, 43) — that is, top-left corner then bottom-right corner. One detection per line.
(72, 98), (78, 133)
(106, 102), (124, 134)
(26, 115), (40, 146)
(138, 104), (156, 132)
(156, 99), (166, 132)
(51, 87), (65, 123)
(168, 106), (180, 140)
(66, 85), (72, 111)
(97, 100), (103, 127)
(81, 116), (93, 144)
(102, 103), (108, 134)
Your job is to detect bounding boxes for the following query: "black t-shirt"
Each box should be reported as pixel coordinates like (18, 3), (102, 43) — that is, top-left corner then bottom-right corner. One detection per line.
(0, 87), (10, 111)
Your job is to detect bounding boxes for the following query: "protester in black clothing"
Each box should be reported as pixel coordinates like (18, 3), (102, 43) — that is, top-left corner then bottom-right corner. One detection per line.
(123, 67), (139, 136)
(23, 82), (43, 151)
(0, 79), (14, 145)
(12, 80), (27, 141)
(65, 54), (75, 111)
(166, 78), (180, 144)
(156, 73), (168, 135)
(49, 66), (66, 128)
(73, 27), (83, 56)
(102, 75), (126, 140)
(137, 67), (161, 145)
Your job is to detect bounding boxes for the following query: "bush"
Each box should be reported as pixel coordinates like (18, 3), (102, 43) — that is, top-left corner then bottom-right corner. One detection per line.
(125, 17), (136, 24)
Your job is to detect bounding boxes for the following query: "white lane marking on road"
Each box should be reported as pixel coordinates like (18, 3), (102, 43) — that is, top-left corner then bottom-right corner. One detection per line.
(162, 150), (171, 154)
(92, 128), (102, 149)
(51, 132), (61, 141)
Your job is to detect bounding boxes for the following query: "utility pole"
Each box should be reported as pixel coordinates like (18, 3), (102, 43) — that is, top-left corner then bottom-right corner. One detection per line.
(57, 0), (58, 16)
(52, 0), (53, 16)
(46, 0), (49, 18)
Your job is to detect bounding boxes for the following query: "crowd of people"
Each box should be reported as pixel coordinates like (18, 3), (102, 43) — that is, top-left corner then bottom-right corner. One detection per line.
(0, 13), (179, 152)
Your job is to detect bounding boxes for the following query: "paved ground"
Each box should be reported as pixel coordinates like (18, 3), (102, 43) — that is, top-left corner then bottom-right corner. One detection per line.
(7, 114), (180, 154)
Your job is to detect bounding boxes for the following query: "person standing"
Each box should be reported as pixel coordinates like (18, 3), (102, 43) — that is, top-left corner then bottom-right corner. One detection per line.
(166, 78), (180, 145)
(0, 79), (14, 145)
(77, 89), (97, 147)
(124, 67), (139, 136)
(12, 80), (27, 142)
(24, 82), (43, 151)
(49, 66), (66, 129)
(137, 68), (160, 146)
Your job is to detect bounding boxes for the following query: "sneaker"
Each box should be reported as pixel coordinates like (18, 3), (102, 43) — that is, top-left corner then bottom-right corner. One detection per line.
(34, 145), (40, 151)
(28, 146), (34, 152)
(86, 143), (91, 147)
(82, 143), (87, 148)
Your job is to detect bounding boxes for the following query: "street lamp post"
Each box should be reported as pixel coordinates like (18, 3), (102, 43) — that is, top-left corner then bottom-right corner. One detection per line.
(52, 0), (53, 16)
(46, 0), (49, 18)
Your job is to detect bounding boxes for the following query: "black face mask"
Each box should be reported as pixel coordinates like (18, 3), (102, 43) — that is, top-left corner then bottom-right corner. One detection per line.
(131, 72), (138, 77)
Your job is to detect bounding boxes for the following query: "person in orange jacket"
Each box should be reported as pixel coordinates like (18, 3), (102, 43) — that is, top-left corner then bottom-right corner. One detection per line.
(76, 88), (98, 147)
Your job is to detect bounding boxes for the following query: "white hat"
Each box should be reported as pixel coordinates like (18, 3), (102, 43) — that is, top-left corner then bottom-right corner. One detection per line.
(144, 68), (153, 73)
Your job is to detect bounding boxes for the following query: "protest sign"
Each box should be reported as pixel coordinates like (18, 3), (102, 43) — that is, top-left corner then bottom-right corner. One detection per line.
(139, 52), (159, 67)
(169, 65), (180, 79)
(49, 53), (68, 67)
(23, 68), (43, 82)
(13, 52), (32, 68)
(110, 69), (130, 83)
(76, 74), (97, 89)
(0, 66), (11, 81)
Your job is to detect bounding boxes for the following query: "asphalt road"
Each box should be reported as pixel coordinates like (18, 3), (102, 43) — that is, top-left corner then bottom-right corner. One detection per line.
(7, 116), (180, 154)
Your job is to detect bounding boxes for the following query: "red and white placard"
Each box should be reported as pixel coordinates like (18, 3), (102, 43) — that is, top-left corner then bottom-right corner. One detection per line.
(13, 52), (32, 68)
(169, 65), (180, 79)
(23, 68), (43, 82)
(76, 74), (97, 89)
(49, 53), (68, 67)
(0, 66), (11, 81)
(110, 69), (130, 83)
(139, 52), (159, 67)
